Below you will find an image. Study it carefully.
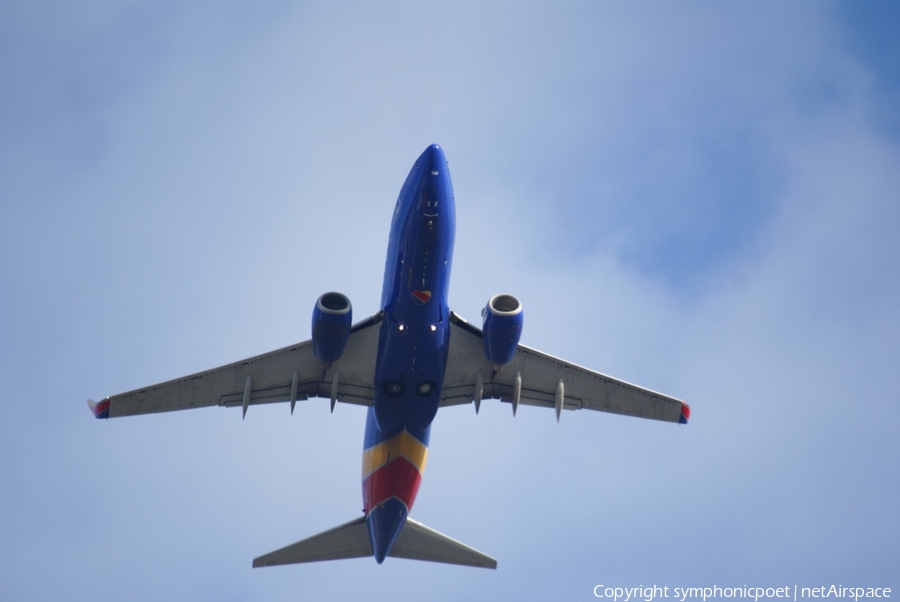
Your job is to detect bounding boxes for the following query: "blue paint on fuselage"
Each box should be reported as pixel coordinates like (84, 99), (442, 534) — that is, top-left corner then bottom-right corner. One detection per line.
(366, 497), (409, 564)
(372, 144), (455, 436)
(364, 144), (456, 561)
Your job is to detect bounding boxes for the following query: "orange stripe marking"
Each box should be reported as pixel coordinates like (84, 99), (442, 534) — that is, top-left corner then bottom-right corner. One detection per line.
(361, 430), (428, 480)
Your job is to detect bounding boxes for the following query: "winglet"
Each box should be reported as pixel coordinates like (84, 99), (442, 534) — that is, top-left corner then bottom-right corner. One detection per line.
(87, 398), (110, 419)
(679, 403), (690, 424)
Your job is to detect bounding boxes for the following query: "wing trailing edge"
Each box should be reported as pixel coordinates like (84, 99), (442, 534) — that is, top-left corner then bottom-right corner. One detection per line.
(252, 516), (496, 569)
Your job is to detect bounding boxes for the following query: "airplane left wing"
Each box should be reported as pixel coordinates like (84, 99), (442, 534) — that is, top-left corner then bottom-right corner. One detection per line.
(441, 311), (689, 424)
(88, 312), (384, 419)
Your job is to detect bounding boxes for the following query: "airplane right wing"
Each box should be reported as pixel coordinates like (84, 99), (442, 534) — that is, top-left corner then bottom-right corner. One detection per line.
(440, 311), (689, 424)
(88, 312), (384, 419)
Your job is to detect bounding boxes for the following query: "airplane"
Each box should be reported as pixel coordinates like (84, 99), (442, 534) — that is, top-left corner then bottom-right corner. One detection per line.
(88, 144), (689, 570)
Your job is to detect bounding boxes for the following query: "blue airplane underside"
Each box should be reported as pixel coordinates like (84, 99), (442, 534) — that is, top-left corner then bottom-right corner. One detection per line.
(368, 144), (453, 561)
(89, 144), (689, 570)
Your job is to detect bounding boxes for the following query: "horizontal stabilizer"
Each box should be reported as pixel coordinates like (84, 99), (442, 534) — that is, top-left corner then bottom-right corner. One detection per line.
(252, 517), (371, 567)
(252, 516), (497, 569)
(391, 518), (497, 569)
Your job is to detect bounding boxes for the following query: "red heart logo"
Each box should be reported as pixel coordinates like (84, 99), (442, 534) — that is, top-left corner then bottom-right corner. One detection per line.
(411, 290), (431, 305)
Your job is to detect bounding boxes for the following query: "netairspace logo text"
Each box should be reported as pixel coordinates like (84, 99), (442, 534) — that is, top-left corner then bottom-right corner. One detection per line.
(593, 586), (892, 602)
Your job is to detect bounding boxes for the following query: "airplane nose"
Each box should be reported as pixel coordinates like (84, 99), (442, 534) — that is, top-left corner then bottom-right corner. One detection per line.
(419, 144), (447, 174)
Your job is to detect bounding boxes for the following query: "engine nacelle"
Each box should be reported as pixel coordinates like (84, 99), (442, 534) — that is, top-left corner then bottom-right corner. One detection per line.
(482, 293), (523, 365)
(312, 292), (352, 364)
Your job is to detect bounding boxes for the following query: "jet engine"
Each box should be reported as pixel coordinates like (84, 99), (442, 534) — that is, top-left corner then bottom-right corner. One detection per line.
(481, 293), (523, 365)
(312, 292), (352, 364)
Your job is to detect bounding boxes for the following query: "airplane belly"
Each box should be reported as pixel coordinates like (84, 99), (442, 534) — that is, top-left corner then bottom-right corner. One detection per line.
(372, 317), (449, 433)
(362, 143), (456, 562)
(361, 312), (449, 562)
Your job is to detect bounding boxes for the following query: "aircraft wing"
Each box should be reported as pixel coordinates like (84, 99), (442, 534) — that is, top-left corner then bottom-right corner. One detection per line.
(88, 312), (384, 419)
(440, 311), (689, 424)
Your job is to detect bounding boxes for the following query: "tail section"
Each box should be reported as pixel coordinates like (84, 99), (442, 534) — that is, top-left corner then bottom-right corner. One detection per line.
(366, 497), (408, 563)
(252, 515), (496, 569)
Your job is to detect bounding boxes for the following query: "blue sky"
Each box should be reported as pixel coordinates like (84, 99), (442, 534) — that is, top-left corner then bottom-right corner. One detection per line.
(1, 2), (898, 600)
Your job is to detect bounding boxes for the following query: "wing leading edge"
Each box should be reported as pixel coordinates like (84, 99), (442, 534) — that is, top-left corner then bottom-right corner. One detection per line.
(89, 312), (384, 419)
(441, 311), (689, 424)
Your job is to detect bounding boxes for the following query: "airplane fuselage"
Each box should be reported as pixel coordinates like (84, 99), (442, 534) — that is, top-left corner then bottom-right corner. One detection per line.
(362, 145), (456, 562)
